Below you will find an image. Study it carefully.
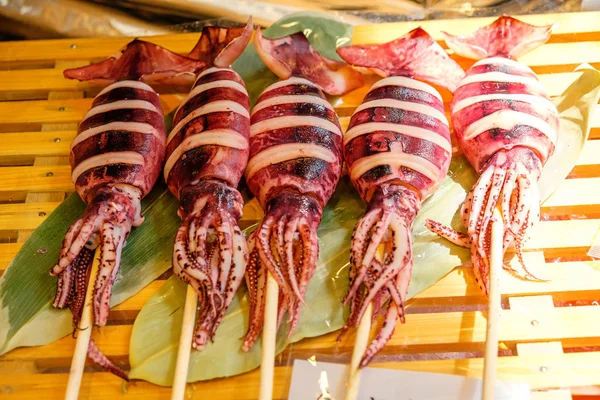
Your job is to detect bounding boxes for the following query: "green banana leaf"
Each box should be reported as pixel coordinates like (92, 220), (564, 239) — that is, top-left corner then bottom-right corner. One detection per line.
(0, 182), (178, 355)
(127, 46), (600, 389)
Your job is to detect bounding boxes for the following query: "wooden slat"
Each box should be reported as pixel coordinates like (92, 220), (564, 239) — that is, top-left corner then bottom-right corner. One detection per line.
(2, 351), (600, 399)
(0, 165), (72, 194)
(0, 131), (74, 164)
(0, 243), (21, 270)
(0, 202), (59, 231)
(0, 33), (200, 66)
(0, 12), (596, 68)
(352, 11), (600, 44)
(3, 302), (600, 363)
(0, 95), (183, 129)
(417, 255), (600, 300)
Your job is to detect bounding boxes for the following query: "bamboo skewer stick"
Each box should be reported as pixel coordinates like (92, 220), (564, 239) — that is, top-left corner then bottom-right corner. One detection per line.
(482, 207), (504, 400)
(345, 245), (385, 400)
(259, 273), (279, 400)
(64, 247), (101, 400)
(171, 285), (198, 400)
(344, 303), (373, 400)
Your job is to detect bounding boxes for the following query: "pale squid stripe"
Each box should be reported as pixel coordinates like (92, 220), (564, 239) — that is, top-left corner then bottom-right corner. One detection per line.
(463, 109), (557, 144)
(349, 152), (441, 183)
(175, 80), (248, 117)
(81, 100), (161, 123)
(194, 67), (234, 83)
(250, 115), (342, 137)
(167, 100), (250, 144)
(250, 94), (334, 116)
(473, 57), (536, 74)
(164, 129), (248, 181)
(260, 77), (317, 96)
(71, 151), (145, 184)
(369, 76), (443, 102)
(97, 80), (155, 97)
(245, 143), (336, 181)
(354, 99), (448, 126)
(457, 71), (546, 91)
(72, 122), (163, 150)
(453, 93), (558, 114)
(344, 122), (452, 153)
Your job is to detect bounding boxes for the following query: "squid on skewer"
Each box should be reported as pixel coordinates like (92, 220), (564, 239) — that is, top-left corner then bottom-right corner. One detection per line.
(426, 16), (559, 294)
(242, 28), (364, 350)
(337, 27), (465, 366)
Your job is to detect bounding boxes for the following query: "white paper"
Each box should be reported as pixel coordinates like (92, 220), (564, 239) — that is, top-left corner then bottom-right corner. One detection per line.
(288, 360), (530, 400)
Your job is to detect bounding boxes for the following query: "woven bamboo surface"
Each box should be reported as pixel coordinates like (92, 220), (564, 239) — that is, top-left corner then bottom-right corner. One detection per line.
(0, 10), (599, 399)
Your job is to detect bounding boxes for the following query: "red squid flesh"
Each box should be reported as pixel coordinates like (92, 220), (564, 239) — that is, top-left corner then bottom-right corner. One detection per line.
(242, 28), (362, 351)
(63, 18), (253, 88)
(164, 21), (253, 349)
(337, 27), (465, 366)
(51, 80), (167, 379)
(425, 16), (559, 294)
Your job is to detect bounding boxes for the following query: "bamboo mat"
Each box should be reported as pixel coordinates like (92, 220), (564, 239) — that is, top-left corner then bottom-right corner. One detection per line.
(0, 10), (599, 399)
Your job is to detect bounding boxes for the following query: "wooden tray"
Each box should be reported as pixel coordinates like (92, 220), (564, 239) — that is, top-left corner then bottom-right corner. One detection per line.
(0, 11), (599, 400)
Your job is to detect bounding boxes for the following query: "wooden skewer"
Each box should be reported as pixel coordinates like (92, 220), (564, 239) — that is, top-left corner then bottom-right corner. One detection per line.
(259, 273), (279, 400)
(482, 207), (504, 400)
(345, 245), (385, 400)
(171, 285), (199, 400)
(64, 247), (101, 400)
(344, 303), (373, 400)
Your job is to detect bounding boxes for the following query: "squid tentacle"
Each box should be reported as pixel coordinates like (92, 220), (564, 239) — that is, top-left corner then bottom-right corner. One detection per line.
(173, 183), (247, 350)
(51, 184), (142, 381)
(242, 234), (267, 351)
(340, 185), (420, 353)
(427, 148), (546, 295)
(344, 209), (382, 305)
(242, 190), (324, 348)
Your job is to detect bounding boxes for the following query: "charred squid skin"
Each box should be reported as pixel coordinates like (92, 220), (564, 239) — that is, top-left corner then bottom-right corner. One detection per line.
(426, 17), (559, 295)
(242, 76), (343, 350)
(52, 80), (167, 380)
(164, 64), (251, 350)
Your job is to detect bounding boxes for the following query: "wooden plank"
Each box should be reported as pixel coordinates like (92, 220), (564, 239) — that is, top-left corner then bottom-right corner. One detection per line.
(4, 300), (600, 362)
(417, 257), (600, 300)
(0, 202), (59, 231)
(0, 95), (183, 129)
(0, 131), (74, 160)
(0, 165), (73, 194)
(525, 219), (600, 250)
(0, 243), (22, 271)
(0, 33), (201, 65)
(2, 351), (600, 398)
(351, 11), (600, 44)
(0, 12), (596, 68)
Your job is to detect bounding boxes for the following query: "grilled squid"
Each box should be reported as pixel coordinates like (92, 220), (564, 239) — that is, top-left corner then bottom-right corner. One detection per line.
(63, 18), (253, 88)
(164, 21), (253, 349)
(337, 27), (465, 366)
(242, 28), (364, 350)
(425, 16), (559, 294)
(51, 80), (167, 379)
